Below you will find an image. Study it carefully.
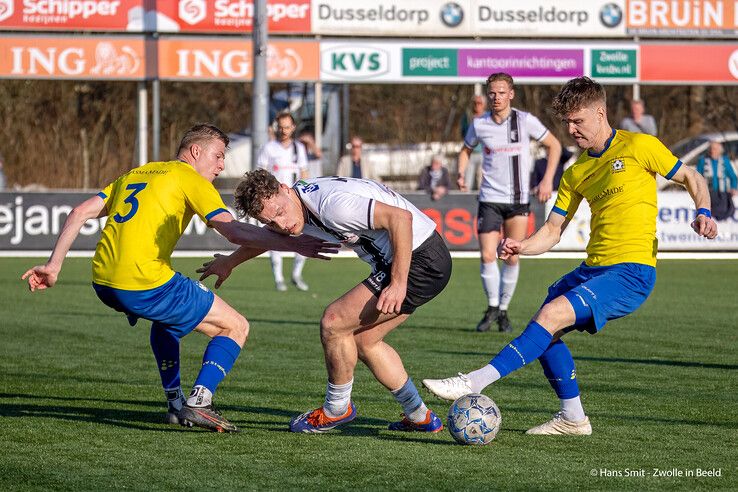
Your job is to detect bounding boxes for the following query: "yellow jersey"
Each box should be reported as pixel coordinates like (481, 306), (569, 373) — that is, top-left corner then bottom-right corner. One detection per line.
(92, 161), (229, 290)
(553, 130), (681, 267)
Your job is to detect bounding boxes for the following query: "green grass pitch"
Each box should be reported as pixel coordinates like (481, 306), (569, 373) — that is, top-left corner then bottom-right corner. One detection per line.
(1, 257), (736, 490)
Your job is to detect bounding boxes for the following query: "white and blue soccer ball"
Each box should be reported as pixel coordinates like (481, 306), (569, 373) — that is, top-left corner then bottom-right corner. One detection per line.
(447, 393), (501, 445)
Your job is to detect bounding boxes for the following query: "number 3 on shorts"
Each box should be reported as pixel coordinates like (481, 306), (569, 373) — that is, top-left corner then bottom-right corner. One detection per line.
(114, 183), (147, 223)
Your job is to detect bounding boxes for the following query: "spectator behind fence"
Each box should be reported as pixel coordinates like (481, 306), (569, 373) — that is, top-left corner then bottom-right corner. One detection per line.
(337, 136), (377, 181)
(697, 140), (737, 220)
(417, 155), (451, 201)
(459, 94), (487, 190)
(298, 131), (323, 178)
(619, 99), (657, 136)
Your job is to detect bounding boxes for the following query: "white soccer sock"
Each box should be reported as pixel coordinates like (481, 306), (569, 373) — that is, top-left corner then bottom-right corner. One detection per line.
(292, 254), (307, 279)
(467, 364), (501, 394)
(560, 396), (586, 422)
(480, 262), (501, 307)
(270, 251), (284, 283)
(499, 263), (520, 311)
(165, 387), (185, 411)
(186, 385), (212, 408)
(323, 379), (353, 418)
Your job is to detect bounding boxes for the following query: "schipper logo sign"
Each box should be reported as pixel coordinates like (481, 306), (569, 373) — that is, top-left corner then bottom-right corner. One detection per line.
(324, 45), (389, 79)
(180, 0), (207, 25)
(0, 0), (14, 22)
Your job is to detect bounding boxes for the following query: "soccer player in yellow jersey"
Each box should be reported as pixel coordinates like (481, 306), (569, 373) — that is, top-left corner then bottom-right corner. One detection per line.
(22, 124), (337, 433)
(423, 77), (718, 435)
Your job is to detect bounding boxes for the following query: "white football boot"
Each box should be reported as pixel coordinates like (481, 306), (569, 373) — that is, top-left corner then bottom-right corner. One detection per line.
(422, 373), (473, 401)
(526, 412), (592, 435)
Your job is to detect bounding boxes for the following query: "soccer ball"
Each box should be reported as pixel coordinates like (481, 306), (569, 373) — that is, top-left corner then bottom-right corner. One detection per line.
(447, 393), (501, 445)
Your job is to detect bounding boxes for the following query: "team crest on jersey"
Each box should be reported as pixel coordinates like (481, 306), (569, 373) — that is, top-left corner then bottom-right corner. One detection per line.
(610, 158), (625, 173)
(510, 130), (518, 141)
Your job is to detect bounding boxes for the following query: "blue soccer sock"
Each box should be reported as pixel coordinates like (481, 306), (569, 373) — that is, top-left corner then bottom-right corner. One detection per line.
(150, 323), (181, 391)
(193, 336), (242, 396)
(391, 377), (429, 423)
(539, 339), (580, 399)
(490, 321), (553, 377)
(539, 339), (585, 421)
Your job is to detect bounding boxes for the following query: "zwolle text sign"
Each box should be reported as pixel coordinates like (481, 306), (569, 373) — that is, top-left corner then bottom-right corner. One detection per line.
(0, 35), (147, 80)
(157, 37), (319, 81)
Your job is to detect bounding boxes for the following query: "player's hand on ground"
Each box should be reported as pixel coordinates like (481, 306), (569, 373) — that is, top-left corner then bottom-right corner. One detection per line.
(498, 238), (522, 260)
(21, 264), (58, 292)
(197, 254), (234, 289)
(691, 215), (718, 239)
(377, 281), (407, 315)
(293, 235), (340, 260)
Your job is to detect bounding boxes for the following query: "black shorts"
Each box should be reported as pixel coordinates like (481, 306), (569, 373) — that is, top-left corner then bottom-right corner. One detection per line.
(477, 202), (530, 234)
(362, 231), (452, 315)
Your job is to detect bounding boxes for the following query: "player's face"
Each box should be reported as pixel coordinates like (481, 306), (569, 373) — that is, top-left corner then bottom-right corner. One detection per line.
(191, 139), (226, 182)
(486, 81), (514, 114)
(562, 104), (607, 150)
(257, 185), (305, 235)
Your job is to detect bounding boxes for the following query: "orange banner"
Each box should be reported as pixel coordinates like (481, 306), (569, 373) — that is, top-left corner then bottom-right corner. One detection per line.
(157, 37), (319, 81)
(0, 36), (148, 79)
(627, 0), (738, 36)
(641, 44), (738, 82)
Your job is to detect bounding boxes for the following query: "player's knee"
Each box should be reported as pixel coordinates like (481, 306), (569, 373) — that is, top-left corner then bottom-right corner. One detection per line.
(534, 302), (568, 334)
(480, 249), (497, 264)
(229, 315), (249, 347)
(320, 307), (345, 344)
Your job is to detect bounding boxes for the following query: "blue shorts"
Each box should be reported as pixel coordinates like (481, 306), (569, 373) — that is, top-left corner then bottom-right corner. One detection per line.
(543, 262), (656, 334)
(92, 273), (215, 338)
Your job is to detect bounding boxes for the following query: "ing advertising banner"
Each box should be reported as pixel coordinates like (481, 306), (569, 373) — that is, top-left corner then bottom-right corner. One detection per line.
(0, 35), (149, 80)
(157, 37), (319, 81)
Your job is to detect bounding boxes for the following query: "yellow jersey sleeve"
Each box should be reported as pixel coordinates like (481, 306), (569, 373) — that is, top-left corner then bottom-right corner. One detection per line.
(633, 134), (682, 179)
(552, 168), (583, 220)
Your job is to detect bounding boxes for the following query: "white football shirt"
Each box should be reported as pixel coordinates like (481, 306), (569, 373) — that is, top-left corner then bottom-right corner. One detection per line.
(293, 177), (436, 271)
(256, 140), (308, 185)
(464, 108), (549, 204)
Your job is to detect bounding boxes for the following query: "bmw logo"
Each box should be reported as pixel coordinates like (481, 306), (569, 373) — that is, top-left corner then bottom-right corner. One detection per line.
(599, 3), (623, 28)
(440, 2), (464, 28)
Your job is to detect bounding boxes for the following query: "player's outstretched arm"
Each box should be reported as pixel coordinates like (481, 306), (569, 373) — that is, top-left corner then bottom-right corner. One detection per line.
(372, 202), (412, 315)
(499, 212), (568, 260)
(670, 165), (718, 239)
(197, 246), (265, 288)
(22, 195), (106, 292)
(209, 214), (339, 259)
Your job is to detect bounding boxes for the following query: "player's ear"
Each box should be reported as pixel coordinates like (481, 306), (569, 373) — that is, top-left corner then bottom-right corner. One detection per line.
(190, 143), (201, 160)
